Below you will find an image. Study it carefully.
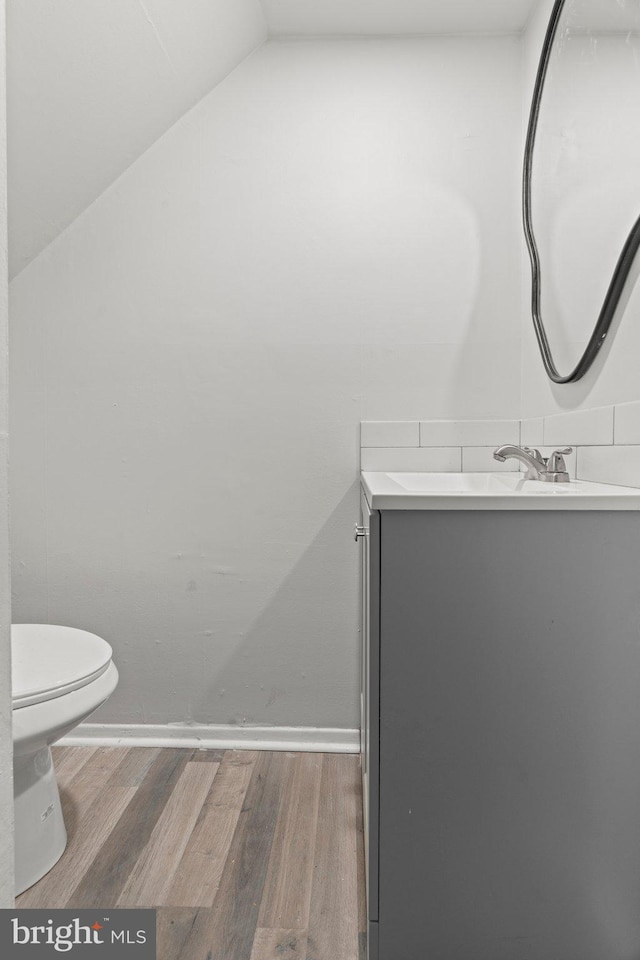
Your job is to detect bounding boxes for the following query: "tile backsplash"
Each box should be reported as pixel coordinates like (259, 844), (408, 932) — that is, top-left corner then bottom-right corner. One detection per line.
(419, 419), (519, 448)
(360, 446), (462, 472)
(361, 401), (640, 488)
(540, 406), (614, 447)
(361, 419), (521, 474)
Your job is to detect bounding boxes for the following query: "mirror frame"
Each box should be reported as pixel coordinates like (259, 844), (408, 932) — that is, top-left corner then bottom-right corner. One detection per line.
(523, 0), (640, 383)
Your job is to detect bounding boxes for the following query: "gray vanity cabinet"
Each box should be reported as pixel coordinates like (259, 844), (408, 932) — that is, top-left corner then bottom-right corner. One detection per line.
(361, 502), (640, 960)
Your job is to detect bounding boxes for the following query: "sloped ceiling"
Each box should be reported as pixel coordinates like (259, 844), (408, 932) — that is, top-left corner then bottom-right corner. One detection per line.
(7, 0), (267, 278)
(7, 0), (543, 278)
(261, 0), (538, 36)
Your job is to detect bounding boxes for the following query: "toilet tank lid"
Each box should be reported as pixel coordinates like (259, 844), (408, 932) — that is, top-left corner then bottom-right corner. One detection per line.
(11, 624), (114, 708)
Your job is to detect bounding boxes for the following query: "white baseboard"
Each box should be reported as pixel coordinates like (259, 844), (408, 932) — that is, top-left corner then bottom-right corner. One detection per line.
(60, 722), (360, 754)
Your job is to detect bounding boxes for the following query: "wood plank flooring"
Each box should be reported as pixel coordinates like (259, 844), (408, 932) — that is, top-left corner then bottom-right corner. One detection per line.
(16, 746), (366, 960)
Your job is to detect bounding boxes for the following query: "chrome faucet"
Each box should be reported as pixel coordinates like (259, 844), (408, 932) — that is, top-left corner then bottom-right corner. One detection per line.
(493, 445), (573, 482)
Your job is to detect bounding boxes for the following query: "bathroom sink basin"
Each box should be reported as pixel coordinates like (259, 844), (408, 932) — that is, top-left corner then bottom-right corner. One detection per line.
(384, 472), (567, 494)
(361, 471), (640, 510)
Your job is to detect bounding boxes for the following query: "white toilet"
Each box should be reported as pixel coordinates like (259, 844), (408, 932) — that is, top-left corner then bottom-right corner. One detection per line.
(12, 624), (119, 895)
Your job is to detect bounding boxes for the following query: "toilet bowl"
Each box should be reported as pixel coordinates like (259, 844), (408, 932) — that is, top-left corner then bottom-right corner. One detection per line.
(12, 624), (119, 895)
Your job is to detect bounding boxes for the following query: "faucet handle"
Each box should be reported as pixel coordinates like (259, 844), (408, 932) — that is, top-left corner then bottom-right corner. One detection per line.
(548, 447), (573, 474)
(523, 446), (543, 460)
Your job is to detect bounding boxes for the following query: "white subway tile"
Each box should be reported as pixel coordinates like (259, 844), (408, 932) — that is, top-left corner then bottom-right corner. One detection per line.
(360, 421), (419, 448)
(543, 406), (614, 446)
(419, 419), (519, 447)
(614, 401), (640, 444)
(462, 447), (519, 472)
(576, 446), (640, 488)
(361, 447), (461, 472)
(520, 417), (544, 447)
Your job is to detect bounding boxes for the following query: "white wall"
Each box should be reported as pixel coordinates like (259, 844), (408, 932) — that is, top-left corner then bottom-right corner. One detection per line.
(521, 0), (640, 416)
(10, 37), (522, 734)
(0, 0), (14, 905)
(7, 0), (267, 277)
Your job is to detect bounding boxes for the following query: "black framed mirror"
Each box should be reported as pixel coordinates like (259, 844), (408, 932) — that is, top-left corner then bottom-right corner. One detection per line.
(524, 0), (640, 383)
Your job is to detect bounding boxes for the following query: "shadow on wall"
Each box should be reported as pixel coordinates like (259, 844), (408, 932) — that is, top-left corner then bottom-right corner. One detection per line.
(185, 484), (361, 731)
(447, 188), (522, 421)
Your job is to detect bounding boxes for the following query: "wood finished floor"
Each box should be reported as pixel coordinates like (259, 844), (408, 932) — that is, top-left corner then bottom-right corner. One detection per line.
(16, 746), (366, 960)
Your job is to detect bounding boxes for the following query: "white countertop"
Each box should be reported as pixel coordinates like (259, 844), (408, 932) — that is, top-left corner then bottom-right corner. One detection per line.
(361, 471), (640, 511)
